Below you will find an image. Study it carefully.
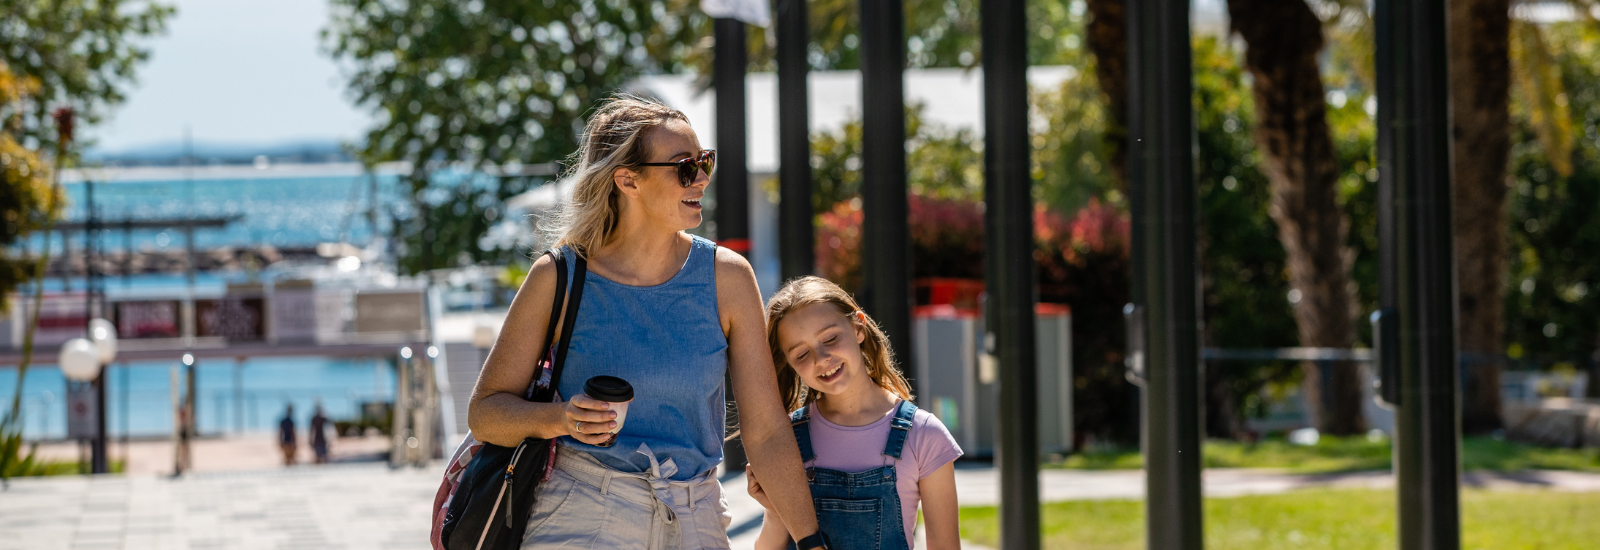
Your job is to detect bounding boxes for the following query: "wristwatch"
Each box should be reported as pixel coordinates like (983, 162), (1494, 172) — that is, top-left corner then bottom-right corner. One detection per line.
(795, 532), (831, 550)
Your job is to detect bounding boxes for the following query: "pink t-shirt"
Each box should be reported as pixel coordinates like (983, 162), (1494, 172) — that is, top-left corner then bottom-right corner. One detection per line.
(804, 401), (963, 547)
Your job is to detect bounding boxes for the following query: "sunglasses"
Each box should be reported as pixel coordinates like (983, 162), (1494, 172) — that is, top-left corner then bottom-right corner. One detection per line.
(638, 149), (716, 187)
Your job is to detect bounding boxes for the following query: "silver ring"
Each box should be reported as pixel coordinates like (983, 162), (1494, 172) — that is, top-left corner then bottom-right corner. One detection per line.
(575, 421), (584, 434)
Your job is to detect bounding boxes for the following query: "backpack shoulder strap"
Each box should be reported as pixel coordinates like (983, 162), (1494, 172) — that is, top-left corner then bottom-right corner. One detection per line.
(543, 252), (588, 403)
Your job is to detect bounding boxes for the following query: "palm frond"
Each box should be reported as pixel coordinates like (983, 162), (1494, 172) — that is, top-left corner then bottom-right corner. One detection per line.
(1510, 19), (1577, 177)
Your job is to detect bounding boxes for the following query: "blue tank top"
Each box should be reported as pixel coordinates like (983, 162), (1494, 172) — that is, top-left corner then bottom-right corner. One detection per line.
(556, 235), (728, 480)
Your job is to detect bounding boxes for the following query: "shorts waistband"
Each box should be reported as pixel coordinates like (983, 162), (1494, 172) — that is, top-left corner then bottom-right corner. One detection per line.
(554, 444), (718, 510)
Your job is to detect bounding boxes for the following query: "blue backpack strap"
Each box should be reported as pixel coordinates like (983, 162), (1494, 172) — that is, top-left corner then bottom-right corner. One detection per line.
(882, 400), (917, 460)
(789, 407), (815, 464)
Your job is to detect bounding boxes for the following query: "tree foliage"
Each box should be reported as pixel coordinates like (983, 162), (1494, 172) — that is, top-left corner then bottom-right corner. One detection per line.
(1504, 23), (1600, 376)
(0, 65), (56, 312)
(0, 0), (172, 151)
(324, 0), (713, 272)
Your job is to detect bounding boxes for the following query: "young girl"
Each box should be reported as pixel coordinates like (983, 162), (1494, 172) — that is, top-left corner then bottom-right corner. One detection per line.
(748, 277), (962, 550)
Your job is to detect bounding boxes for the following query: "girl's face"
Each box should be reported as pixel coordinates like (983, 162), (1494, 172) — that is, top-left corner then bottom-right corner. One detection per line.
(775, 303), (869, 397)
(617, 119), (709, 232)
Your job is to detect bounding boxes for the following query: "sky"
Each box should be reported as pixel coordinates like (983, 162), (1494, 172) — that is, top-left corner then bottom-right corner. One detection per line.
(87, 0), (372, 154)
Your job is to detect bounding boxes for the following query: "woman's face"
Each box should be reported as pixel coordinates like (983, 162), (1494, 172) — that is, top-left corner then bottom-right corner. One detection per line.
(622, 119), (709, 232)
(776, 303), (869, 397)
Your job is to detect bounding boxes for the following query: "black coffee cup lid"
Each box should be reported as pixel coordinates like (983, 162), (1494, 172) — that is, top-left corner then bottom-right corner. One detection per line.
(584, 375), (634, 402)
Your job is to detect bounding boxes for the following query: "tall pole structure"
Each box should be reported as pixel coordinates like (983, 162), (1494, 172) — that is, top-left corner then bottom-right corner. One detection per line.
(776, 0), (815, 282)
(981, 0), (1039, 547)
(857, 0), (913, 384)
(713, 16), (751, 470)
(86, 180), (108, 475)
(1376, 0), (1462, 546)
(1128, 0), (1202, 547)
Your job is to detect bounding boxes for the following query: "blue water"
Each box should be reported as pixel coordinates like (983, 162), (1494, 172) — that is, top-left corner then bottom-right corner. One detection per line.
(41, 173), (405, 253)
(3, 171), (434, 440)
(1, 357), (396, 439)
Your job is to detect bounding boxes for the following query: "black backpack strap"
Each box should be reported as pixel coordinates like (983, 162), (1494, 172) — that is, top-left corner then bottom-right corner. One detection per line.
(526, 250), (567, 401)
(545, 253), (588, 402)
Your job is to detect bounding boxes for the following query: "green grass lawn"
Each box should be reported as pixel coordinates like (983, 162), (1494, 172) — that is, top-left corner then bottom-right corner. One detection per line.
(959, 489), (1600, 549)
(1054, 436), (1600, 474)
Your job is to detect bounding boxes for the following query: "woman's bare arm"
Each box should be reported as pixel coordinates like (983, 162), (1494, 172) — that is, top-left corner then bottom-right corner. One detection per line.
(717, 248), (821, 542)
(467, 253), (615, 447)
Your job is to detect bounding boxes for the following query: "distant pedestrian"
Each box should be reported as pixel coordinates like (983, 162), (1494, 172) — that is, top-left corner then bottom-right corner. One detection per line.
(279, 404), (297, 466)
(310, 403), (330, 464)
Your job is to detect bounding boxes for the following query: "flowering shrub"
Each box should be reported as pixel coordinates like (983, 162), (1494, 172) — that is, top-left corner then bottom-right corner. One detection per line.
(816, 194), (1130, 304)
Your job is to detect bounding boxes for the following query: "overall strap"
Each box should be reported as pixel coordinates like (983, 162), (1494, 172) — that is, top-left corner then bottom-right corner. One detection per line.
(882, 400), (917, 460)
(789, 407), (816, 464)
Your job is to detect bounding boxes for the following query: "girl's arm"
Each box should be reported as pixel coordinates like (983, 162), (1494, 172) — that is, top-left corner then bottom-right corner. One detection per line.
(716, 248), (822, 543)
(467, 253), (615, 447)
(919, 461), (962, 550)
(748, 466), (796, 549)
(755, 510), (792, 550)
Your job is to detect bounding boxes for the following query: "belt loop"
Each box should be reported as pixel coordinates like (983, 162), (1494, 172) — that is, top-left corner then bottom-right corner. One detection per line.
(687, 482), (697, 511)
(601, 471), (613, 496)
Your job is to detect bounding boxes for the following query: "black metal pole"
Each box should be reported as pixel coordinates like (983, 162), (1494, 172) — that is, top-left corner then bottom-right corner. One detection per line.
(1376, 0), (1462, 546)
(713, 17), (751, 471)
(1128, 0), (1202, 547)
(86, 180), (109, 475)
(777, 0), (815, 282)
(981, 0), (1040, 547)
(857, 0), (913, 386)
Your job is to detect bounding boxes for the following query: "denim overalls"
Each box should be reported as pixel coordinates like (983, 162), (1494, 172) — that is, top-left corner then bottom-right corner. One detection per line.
(787, 400), (917, 550)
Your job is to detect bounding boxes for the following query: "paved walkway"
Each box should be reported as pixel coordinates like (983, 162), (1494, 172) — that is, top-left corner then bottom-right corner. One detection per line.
(6, 451), (1600, 550)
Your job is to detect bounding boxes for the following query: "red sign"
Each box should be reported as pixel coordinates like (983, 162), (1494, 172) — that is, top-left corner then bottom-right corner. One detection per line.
(115, 300), (181, 339)
(196, 297), (265, 341)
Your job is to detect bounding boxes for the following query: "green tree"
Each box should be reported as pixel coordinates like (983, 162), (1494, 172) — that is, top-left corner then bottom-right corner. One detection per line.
(1503, 22), (1600, 390)
(324, 0), (711, 272)
(1191, 37), (1301, 438)
(1, 62), (63, 482)
(0, 0), (172, 151)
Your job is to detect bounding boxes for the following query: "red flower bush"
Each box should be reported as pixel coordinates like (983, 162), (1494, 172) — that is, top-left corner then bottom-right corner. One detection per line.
(817, 194), (1130, 304)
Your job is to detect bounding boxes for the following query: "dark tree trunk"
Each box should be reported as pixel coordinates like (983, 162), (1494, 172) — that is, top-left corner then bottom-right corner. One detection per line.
(1085, 0), (1128, 190)
(1204, 361), (1246, 440)
(1448, 0), (1511, 435)
(1227, 0), (1366, 435)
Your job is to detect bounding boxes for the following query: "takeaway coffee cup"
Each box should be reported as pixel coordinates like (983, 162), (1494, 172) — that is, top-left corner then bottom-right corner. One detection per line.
(584, 375), (634, 447)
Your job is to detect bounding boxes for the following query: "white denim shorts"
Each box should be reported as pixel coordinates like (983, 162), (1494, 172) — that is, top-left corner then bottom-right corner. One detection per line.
(521, 444), (732, 550)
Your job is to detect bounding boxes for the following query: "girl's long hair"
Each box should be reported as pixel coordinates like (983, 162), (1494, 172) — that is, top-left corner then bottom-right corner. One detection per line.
(541, 94), (689, 255)
(765, 276), (915, 413)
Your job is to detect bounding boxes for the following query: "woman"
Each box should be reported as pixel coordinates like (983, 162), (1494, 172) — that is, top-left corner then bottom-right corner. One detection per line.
(468, 95), (826, 550)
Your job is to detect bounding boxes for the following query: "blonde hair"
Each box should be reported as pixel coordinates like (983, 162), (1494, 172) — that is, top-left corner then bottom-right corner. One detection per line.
(542, 94), (690, 255)
(766, 276), (915, 413)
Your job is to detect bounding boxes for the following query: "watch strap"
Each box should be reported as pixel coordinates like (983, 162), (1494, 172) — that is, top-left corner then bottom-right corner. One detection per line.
(795, 532), (830, 550)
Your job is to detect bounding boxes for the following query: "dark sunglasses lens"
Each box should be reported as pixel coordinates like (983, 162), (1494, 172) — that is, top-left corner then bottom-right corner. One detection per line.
(677, 160), (698, 187)
(675, 152), (716, 187)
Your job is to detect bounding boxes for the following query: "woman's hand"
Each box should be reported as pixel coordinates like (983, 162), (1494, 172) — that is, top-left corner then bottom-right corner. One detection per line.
(563, 394), (618, 446)
(747, 464), (774, 510)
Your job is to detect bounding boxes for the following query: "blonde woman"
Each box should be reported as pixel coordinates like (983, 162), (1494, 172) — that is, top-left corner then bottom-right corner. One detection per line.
(468, 96), (828, 550)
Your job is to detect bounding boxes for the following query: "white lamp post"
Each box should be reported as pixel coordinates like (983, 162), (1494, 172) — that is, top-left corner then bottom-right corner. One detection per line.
(89, 318), (117, 365)
(62, 319), (118, 475)
(59, 338), (101, 382)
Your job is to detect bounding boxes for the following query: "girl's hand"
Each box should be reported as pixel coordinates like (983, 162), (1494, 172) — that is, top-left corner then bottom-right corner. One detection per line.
(563, 394), (617, 446)
(747, 464), (774, 510)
